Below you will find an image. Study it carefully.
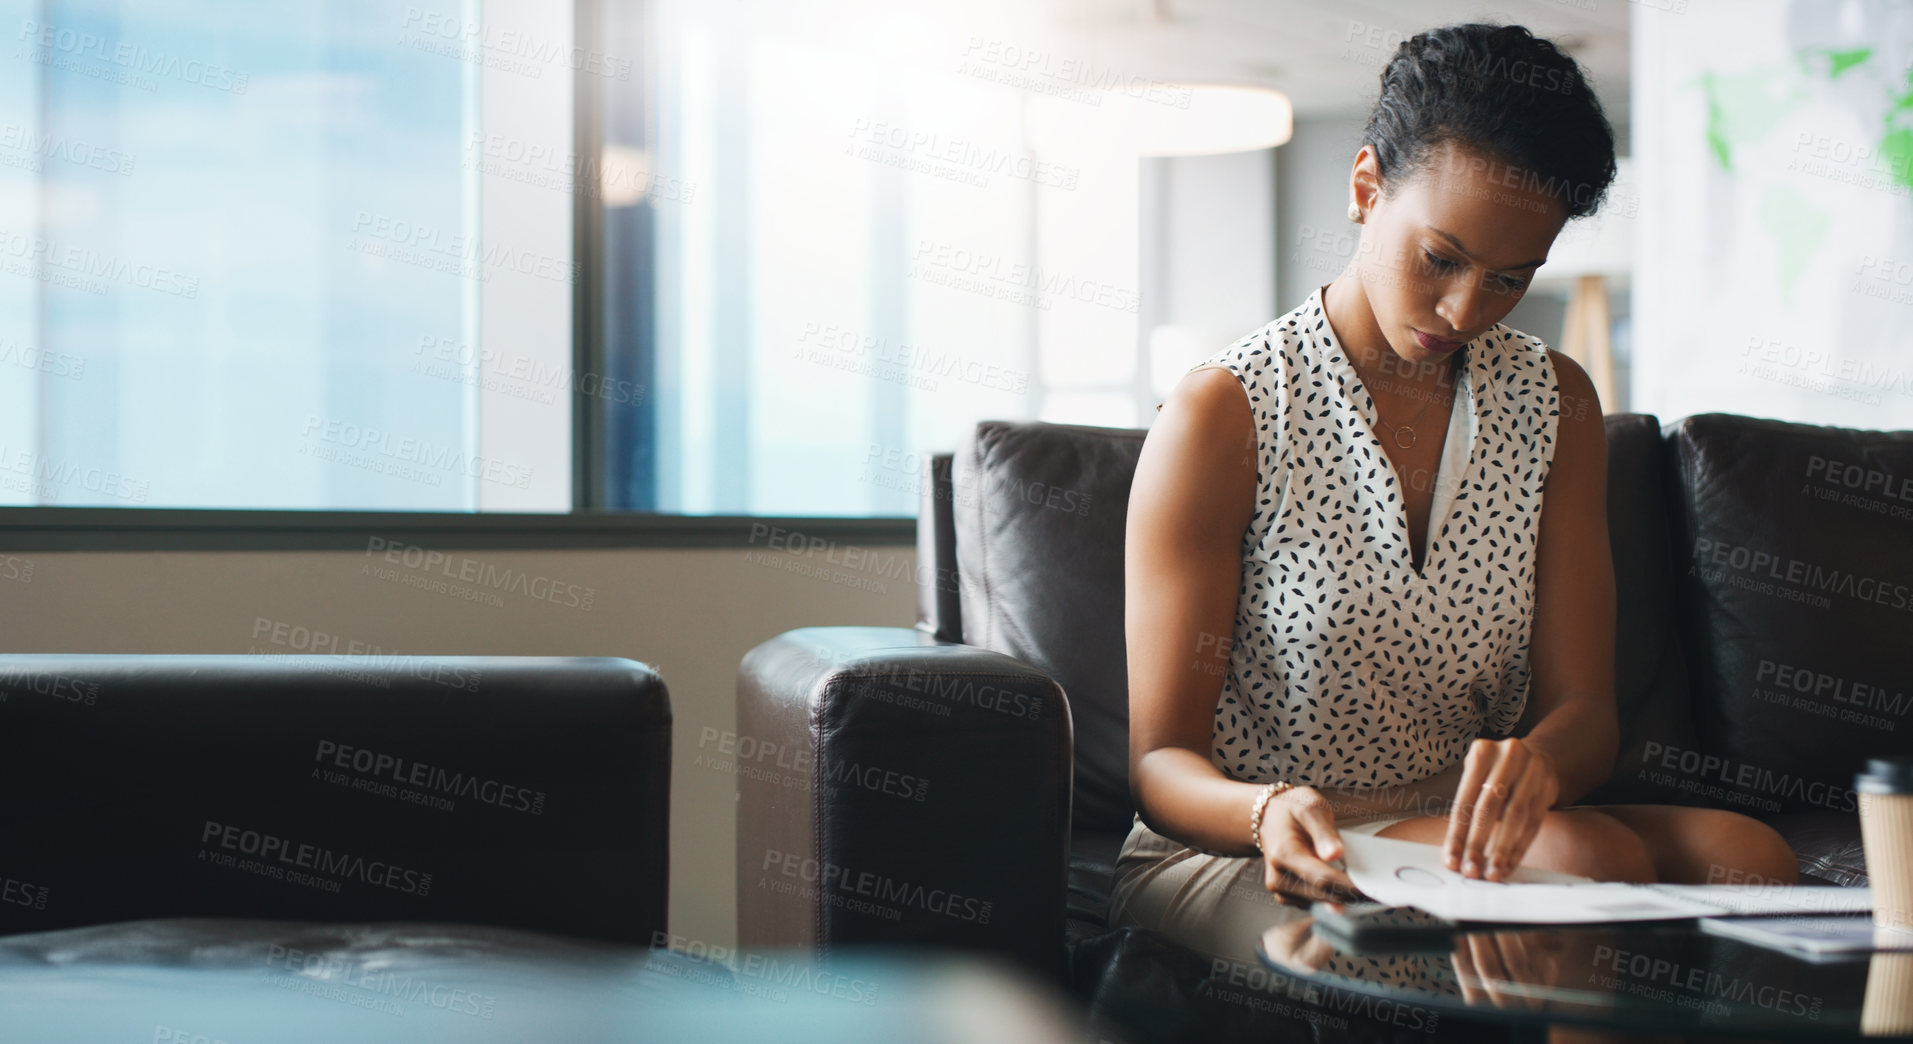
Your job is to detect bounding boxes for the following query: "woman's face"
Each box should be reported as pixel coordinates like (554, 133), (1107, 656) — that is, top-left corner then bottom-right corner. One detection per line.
(1351, 141), (1569, 364)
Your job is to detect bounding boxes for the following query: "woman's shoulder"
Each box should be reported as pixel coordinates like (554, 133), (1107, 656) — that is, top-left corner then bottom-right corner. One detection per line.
(1194, 301), (1315, 376)
(1468, 322), (1564, 394)
(1469, 323), (1606, 442)
(1473, 321), (1553, 363)
(1158, 311), (1306, 462)
(1482, 324), (1589, 389)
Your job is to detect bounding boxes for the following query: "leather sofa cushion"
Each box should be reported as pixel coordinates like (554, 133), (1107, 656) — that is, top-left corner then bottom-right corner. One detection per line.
(955, 421), (1147, 832)
(1584, 414), (1704, 805)
(1764, 812), (1869, 887)
(1583, 411), (1706, 799)
(0, 655), (670, 942)
(1664, 415), (1913, 816)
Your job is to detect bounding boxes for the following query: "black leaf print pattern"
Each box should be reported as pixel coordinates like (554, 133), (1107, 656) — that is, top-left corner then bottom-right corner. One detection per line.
(1196, 287), (1560, 787)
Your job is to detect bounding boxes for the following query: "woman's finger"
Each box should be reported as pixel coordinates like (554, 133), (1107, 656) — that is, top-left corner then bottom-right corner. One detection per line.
(1267, 875), (1313, 906)
(1462, 744), (1528, 878)
(1284, 789), (1346, 863)
(1483, 759), (1541, 880)
(1268, 845), (1358, 902)
(1493, 763), (1560, 880)
(1265, 864), (1305, 906)
(1443, 742), (1494, 871)
(1487, 812), (1540, 882)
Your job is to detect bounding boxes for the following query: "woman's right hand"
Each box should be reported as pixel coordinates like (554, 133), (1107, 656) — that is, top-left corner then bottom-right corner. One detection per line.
(1257, 786), (1362, 906)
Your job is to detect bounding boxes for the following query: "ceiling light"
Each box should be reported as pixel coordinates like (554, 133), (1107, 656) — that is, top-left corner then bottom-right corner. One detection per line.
(1026, 83), (1293, 158)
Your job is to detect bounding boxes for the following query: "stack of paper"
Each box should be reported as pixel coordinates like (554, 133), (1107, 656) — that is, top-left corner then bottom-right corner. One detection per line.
(1340, 834), (1873, 925)
(1700, 916), (1913, 957)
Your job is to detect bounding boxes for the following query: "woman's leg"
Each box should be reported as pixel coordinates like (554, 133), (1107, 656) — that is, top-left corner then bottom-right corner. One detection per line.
(1583, 805), (1799, 885)
(1371, 805), (1799, 886)
(1373, 809), (1657, 883)
(1108, 815), (1312, 965)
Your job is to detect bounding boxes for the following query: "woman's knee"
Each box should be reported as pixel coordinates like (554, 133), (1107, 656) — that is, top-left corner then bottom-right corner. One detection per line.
(1595, 805), (1801, 885)
(1523, 810), (1656, 883)
(1670, 809), (1800, 885)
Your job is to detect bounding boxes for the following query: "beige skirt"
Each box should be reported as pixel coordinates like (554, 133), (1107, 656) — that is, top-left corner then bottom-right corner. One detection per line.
(1106, 812), (1418, 966)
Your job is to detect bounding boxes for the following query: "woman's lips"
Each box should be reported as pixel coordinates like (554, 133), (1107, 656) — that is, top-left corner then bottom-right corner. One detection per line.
(1413, 329), (1464, 354)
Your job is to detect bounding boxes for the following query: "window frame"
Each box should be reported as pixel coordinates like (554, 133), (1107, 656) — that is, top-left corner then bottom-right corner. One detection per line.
(0, 0), (914, 551)
(0, 506), (912, 552)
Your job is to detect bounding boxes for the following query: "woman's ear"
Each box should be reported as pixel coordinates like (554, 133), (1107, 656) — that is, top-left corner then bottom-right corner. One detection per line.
(1348, 145), (1383, 219)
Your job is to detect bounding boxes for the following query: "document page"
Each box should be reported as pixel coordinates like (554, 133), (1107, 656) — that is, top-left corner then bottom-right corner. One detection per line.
(1700, 914), (1911, 956)
(1339, 834), (1868, 924)
(1644, 883), (1873, 916)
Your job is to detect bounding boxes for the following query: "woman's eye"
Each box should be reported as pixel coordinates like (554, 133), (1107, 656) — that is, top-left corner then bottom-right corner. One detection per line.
(1422, 250), (1458, 271)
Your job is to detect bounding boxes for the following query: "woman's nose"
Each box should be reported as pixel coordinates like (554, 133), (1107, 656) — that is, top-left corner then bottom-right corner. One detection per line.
(1436, 281), (1483, 333)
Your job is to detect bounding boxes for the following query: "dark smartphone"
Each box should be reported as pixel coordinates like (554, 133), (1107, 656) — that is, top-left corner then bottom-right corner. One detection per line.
(1311, 902), (1459, 951)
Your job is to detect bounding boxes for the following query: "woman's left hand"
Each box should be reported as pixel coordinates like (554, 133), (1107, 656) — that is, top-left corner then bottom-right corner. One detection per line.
(1442, 738), (1559, 881)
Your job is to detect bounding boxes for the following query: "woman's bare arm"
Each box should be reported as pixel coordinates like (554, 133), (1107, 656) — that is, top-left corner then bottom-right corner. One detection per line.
(1507, 350), (1621, 799)
(1126, 366), (1353, 898)
(1438, 350), (1620, 877)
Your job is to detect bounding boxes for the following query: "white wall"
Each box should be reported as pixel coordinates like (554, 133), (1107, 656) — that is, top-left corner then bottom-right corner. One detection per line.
(0, 542), (918, 950)
(1141, 148), (1278, 397)
(1276, 116), (1366, 314)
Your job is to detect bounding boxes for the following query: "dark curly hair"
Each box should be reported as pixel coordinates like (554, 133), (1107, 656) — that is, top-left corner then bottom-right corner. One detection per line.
(1363, 23), (1616, 220)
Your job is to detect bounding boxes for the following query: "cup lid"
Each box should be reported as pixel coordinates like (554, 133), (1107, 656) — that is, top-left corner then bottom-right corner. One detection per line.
(1856, 756), (1913, 795)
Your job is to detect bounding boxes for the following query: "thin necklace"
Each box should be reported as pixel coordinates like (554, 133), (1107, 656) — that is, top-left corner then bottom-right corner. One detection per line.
(1373, 357), (1457, 449)
(1321, 283), (1458, 449)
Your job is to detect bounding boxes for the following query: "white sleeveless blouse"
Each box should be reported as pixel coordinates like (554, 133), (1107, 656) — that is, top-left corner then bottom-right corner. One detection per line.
(1197, 286), (1561, 791)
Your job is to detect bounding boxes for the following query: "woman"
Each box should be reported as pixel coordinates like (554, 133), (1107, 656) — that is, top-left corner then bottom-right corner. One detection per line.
(1112, 23), (1798, 964)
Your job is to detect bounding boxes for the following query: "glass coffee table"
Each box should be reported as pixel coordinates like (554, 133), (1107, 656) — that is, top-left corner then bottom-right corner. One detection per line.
(1258, 915), (1913, 1040)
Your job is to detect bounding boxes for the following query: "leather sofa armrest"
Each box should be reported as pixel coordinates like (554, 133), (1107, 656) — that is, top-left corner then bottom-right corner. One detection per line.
(736, 627), (1072, 978)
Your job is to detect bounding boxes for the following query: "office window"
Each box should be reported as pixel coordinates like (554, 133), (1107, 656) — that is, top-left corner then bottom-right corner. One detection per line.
(4, 0), (1164, 516)
(1, 0), (573, 510)
(592, 0), (1146, 515)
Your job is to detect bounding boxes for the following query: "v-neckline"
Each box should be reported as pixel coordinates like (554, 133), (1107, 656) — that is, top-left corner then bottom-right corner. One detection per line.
(1304, 288), (1490, 581)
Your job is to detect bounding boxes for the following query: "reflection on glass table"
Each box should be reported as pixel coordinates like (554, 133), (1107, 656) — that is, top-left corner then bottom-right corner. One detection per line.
(1259, 915), (1913, 1039)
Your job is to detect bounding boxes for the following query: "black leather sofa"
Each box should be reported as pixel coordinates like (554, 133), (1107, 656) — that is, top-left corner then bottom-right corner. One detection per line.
(0, 655), (682, 1039)
(0, 655), (1091, 1042)
(0, 654), (671, 939)
(736, 413), (1910, 1025)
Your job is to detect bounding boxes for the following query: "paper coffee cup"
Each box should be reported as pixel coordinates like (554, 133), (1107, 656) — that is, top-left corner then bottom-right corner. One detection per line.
(1857, 757), (1913, 933)
(1862, 951), (1913, 1036)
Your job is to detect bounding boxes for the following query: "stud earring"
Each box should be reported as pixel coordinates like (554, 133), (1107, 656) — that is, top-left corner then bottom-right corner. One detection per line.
(1347, 200), (1363, 223)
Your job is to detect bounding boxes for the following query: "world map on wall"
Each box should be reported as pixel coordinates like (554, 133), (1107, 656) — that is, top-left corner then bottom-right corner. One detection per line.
(1700, 1), (1913, 302)
(1635, 0), (1913, 426)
